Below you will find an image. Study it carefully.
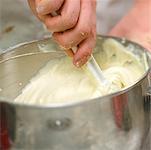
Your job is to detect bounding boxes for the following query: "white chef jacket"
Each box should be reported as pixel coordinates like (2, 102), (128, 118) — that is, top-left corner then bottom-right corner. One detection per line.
(97, 0), (134, 34)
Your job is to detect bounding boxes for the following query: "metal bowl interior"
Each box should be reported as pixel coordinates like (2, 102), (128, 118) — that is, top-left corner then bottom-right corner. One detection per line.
(0, 35), (150, 108)
(0, 36), (150, 150)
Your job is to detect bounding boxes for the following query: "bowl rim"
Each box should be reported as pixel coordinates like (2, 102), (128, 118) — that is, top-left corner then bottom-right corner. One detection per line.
(0, 35), (150, 109)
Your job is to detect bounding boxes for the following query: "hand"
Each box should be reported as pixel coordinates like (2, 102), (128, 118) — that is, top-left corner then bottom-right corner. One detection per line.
(28, 0), (96, 67)
(109, 0), (151, 51)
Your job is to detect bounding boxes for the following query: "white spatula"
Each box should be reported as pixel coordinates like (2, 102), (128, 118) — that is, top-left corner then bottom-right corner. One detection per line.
(51, 12), (111, 88)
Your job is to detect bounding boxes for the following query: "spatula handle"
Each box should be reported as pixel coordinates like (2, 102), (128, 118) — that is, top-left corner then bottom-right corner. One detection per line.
(64, 49), (74, 58)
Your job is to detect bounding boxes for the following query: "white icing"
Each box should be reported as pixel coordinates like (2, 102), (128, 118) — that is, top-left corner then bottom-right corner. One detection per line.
(15, 39), (145, 105)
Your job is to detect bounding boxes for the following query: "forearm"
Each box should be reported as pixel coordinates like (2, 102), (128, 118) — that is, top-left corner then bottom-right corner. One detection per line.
(129, 0), (151, 35)
(110, 0), (151, 50)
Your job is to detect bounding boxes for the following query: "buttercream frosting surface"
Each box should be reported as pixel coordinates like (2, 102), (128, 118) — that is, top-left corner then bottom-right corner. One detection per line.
(15, 39), (145, 104)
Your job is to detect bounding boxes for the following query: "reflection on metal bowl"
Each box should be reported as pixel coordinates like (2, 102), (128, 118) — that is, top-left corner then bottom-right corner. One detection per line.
(0, 36), (150, 150)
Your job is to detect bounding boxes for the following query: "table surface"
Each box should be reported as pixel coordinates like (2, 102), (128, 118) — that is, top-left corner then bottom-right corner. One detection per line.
(0, 0), (150, 149)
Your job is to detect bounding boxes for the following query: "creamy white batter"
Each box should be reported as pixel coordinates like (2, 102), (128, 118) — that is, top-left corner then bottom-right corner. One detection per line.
(15, 39), (145, 105)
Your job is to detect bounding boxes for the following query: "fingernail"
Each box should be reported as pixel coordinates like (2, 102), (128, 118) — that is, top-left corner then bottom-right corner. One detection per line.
(36, 5), (45, 14)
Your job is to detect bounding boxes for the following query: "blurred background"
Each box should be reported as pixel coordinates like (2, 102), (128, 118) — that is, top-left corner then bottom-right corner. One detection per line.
(0, 0), (134, 52)
(0, 0), (50, 51)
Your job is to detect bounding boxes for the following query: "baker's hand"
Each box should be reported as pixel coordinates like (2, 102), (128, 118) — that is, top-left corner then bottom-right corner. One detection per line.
(28, 0), (96, 67)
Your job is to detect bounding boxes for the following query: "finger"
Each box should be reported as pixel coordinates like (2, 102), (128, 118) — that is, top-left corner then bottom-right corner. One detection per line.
(36, 0), (64, 15)
(52, 0), (94, 48)
(72, 0), (96, 67)
(27, 0), (48, 22)
(53, 27), (89, 49)
(73, 34), (96, 67)
(44, 0), (80, 32)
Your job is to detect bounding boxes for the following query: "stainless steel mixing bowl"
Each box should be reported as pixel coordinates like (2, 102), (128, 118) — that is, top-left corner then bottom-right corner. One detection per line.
(0, 36), (150, 150)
